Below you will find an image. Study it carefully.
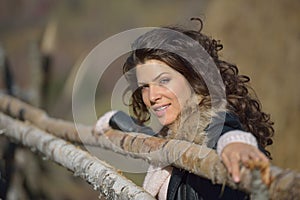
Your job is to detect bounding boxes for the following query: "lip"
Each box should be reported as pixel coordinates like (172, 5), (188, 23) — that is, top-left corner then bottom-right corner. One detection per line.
(152, 104), (170, 117)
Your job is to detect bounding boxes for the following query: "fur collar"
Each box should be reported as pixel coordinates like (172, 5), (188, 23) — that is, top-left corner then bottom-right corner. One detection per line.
(165, 95), (227, 145)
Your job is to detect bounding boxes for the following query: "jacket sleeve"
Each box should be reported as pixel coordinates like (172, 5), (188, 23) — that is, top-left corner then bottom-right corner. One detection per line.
(205, 112), (244, 149)
(94, 110), (157, 136)
(205, 111), (267, 156)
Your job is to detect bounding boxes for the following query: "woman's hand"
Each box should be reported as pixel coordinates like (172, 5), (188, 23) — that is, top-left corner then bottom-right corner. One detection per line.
(221, 142), (269, 183)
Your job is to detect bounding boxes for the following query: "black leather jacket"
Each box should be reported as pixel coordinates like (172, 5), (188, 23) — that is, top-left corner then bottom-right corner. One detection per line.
(166, 113), (252, 200)
(167, 168), (249, 200)
(109, 111), (263, 200)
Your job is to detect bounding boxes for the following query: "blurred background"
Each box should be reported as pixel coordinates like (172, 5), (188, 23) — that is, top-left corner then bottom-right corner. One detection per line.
(0, 0), (299, 199)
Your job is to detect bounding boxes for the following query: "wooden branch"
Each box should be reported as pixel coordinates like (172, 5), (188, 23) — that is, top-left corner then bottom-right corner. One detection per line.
(0, 112), (155, 200)
(0, 93), (96, 145)
(0, 93), (299, 199)
(100, 130), (300, 199)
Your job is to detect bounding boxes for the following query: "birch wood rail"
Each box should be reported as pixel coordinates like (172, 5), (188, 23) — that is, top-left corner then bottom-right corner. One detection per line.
(0, 112), (155, 200)
(0, 93), (299, 199)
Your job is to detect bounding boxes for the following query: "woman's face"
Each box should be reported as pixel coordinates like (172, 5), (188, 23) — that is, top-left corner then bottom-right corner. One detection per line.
(136, 59), (193, 126)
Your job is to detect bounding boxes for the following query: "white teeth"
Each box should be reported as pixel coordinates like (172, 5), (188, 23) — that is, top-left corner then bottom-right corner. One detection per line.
(155, 105), (168, 111)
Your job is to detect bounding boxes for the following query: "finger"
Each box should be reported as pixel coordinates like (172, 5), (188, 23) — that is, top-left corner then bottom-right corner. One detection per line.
(240, 153), (250, 166)
(229, 154), (241, 182)
(221, 153), (232, 174)
(250, 151), (269, 165)
(256, 150), (269, 163)
(261, 164), (271, 185)
(249, 151), (261, 162)
(251, 150), (270, 169)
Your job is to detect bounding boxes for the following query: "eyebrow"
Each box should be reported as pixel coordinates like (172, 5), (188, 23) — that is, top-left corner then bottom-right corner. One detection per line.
(137, 72), (170, 86)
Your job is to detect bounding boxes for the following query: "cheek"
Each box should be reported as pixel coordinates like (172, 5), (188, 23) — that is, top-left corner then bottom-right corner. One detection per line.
(168, 83), (192, 108)
(178, 89), (192, 105)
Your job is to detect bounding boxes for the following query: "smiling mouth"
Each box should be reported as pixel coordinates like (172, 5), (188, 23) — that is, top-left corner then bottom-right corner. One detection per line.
(153, 104), (170, 117)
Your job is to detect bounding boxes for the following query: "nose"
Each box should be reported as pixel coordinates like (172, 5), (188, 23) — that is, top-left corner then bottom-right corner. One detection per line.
(149, 84), (161, 104)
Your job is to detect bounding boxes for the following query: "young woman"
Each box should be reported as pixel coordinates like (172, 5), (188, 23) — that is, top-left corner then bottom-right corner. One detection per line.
(95, 19), (274, 199)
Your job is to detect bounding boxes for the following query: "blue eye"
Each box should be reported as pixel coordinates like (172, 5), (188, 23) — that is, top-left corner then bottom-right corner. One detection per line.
(159, 78), (170, 85)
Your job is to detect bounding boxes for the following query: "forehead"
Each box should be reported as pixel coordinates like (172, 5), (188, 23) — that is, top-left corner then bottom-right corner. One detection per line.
(136, 59), (178, 82)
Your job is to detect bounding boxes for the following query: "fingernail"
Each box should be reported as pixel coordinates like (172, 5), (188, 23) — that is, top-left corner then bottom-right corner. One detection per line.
(234, 176), (240, 182)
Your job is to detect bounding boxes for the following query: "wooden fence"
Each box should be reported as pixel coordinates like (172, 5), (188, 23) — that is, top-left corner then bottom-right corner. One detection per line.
(0, 93), (299, 200)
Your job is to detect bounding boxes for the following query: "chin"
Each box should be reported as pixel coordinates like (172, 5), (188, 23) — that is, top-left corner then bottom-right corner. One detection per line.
(159, 117), (176, 127)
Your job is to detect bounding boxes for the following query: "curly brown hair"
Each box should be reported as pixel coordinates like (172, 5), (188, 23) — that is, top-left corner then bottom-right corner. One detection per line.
(123, 19), (274, 158)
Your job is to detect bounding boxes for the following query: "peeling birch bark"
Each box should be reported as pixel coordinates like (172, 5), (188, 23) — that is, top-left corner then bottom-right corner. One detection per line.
(0, 93), (95, 145)
(100, 130), (300, 200)
(0, 112), (155, 200)
(1, 94), (300, 199)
